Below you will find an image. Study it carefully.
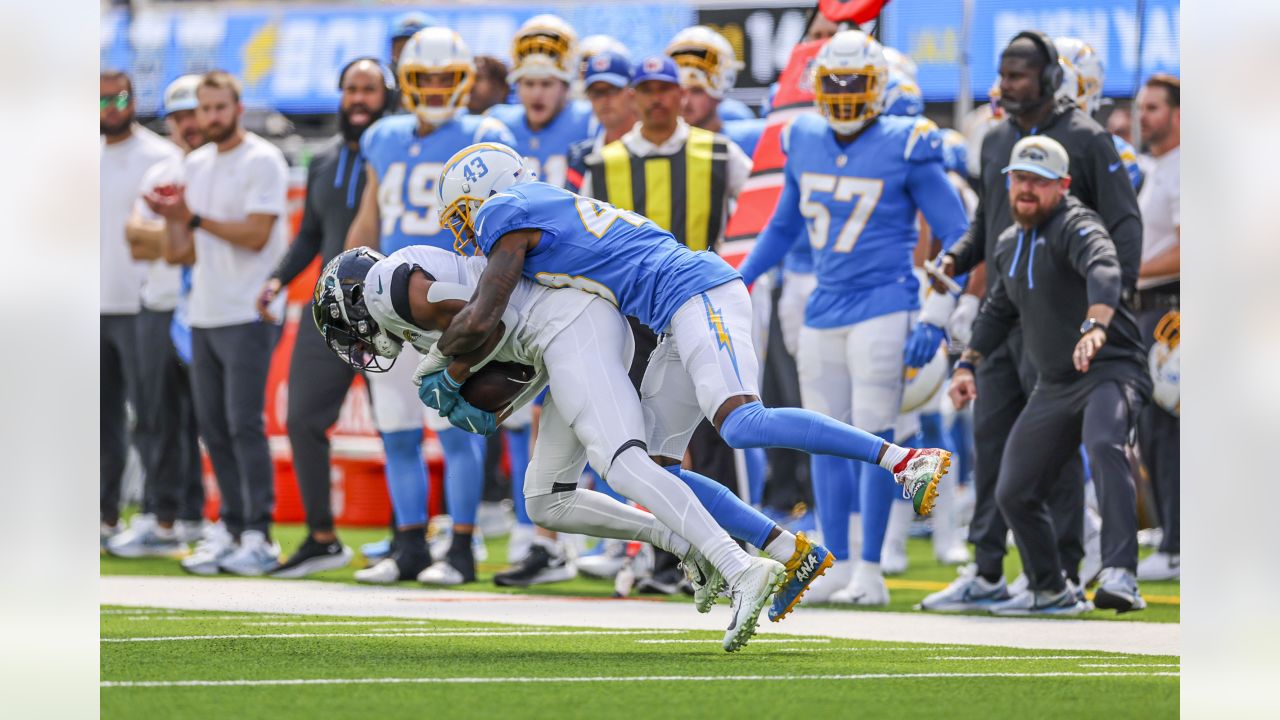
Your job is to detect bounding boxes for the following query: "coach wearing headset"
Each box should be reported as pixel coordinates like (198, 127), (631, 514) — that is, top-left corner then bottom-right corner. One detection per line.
(257, 58), (393, 578)
(922, 31), (1143, 612)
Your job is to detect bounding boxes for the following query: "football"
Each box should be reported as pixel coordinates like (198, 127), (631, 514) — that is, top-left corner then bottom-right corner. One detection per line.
(460, 361), (538, 412)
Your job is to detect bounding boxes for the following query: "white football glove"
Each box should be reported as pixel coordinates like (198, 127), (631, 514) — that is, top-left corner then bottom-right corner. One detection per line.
(412, 344), (451, 387)
(948, 294), (981, 346)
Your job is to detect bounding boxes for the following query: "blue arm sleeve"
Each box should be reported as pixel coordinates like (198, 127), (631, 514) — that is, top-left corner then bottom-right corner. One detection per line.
(736, 168), (806, 286)
(907, 159), (973, 292)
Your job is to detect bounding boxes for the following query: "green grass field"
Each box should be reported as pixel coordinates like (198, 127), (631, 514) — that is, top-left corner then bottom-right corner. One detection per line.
(100, 519), (1181, 623)
(100, 606), (1178, 719)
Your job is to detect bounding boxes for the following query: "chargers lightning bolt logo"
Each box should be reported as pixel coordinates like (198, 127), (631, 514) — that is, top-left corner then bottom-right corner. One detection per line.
(702, 293), (742, 384)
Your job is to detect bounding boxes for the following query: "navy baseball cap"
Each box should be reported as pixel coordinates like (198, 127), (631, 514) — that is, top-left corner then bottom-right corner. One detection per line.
(631, 54), (680, 86)
(390, 12), (439, 42)
(584, 51), (631, 90)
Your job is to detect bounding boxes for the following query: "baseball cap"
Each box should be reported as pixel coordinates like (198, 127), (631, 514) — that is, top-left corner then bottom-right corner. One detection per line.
(1002, 135), (1070, 179)
(631, 54), (680, 86)
(390, 12), (439, 42)
(584, 51), (631, 90)
(163, 74), (202, 116)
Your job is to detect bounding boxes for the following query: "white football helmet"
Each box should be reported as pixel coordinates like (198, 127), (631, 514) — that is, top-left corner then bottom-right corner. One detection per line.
(882, 46), (919, 82)
(666, 25), (742, 99)
(1054, 37), (1104, 116)
(811, 30), (888, 135)
(510, 14), (578, 84)
(437, 143), (533, 255)
(1148, 310), (1180, 417)
(397, 28), (475, 125)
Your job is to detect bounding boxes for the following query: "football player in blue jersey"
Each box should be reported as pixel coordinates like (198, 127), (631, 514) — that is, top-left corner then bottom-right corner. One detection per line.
(666, 25), (764, 157)
(882, 70), (924, 118)
(431, 131), (955, 622)
(726, 30), (972, 606)
(1054, 37), (1143, 191)
(342, 27), (516, 588)
(485, 15), (597, 189)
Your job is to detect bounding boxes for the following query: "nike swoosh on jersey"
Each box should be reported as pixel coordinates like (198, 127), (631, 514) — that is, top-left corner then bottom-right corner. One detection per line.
(1108, 161), (1122, 172)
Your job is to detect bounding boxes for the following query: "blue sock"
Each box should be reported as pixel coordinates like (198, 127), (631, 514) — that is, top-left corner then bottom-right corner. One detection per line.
(719, 401), (883, 465)
(380, 429), (427, 528)
(663, 464), (773, 548)
(744, 447), (767, 506)
(811, 454), (856, 561)
(859, 429), (897, 564)
(437, 428), (484, 527)
(503, 427), (533, 526)
(588, 467), (627, 503)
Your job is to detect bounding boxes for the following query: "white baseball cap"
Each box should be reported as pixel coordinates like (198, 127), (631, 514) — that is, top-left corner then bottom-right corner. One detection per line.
(163, 74), (202, 116)
(1002, 135), (1070, 179)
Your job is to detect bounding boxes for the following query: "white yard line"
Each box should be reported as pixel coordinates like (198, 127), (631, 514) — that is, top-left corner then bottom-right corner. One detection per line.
(104, 629), (690, 643)
(101, 671), (1179, 689)
(100, 575), (1180, 656)
(636, 638), (830, 644)
(1079, 663), (1181, 668)
(929, 655), (1111, 661)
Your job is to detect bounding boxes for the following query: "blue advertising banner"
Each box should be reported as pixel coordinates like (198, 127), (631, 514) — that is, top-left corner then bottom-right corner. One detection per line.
(101, 4), (694, 116)
(883, 0), (1180, 102)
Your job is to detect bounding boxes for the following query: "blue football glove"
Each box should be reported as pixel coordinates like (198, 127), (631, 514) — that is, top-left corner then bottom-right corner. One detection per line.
(417, 369), (463, 415)
(446, 398), (498, 436)
(903, 322), (946, 368)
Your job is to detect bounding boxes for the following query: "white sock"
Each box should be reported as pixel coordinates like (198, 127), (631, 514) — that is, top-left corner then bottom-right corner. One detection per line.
(878, 443), (910, 472)
(763, 531), (797, 564)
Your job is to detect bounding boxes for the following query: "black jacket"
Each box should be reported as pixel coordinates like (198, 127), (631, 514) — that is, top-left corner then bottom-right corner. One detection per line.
(948, 100), (1143, 295)
(273, 137), (368, 285)
(970, 196), (1147, 385)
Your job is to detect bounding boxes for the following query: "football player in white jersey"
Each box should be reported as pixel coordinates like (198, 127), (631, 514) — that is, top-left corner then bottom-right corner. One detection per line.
(314, 246), (788, 653)
(343, 27), (515, 588)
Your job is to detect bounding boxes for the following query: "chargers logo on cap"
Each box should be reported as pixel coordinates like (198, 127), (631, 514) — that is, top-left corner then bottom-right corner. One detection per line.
(643, 57), (664, 73)
(1021, 146), (1048, 161)
(591, 56), (611, 72)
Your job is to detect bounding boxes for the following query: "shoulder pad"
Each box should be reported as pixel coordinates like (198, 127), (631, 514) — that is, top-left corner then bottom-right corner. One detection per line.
(904, 117), (944, 164)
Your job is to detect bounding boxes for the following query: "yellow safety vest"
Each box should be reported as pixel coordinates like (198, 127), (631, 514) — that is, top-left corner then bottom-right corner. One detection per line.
(586, 127), (729, 252)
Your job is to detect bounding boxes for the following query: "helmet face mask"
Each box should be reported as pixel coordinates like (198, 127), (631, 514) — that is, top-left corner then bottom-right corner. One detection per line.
(666, 25), (740, 99)
(313, 249), (402, 372)
(511, 15), (578, 83)
(812, 30), (888, 136)
(397, 28), (475, 125)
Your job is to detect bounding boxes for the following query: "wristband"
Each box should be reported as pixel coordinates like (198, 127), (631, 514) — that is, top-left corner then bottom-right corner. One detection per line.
(187, 214), (202, 230)
(953, 360), (976, 375)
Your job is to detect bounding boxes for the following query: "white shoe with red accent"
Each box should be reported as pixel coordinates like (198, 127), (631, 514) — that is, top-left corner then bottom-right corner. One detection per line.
(891, 448), (952, 516)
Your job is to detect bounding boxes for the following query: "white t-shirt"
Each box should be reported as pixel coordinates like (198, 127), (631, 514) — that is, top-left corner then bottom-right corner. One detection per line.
(1137, 145), (1180, 290)
(183, 133), (289, 327)
(134, 158), (186, 312)
(101, 127), (181, 314)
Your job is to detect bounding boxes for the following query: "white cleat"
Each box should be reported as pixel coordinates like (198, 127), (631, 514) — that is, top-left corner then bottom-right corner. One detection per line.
(681, 548), (725, 613)
(918, 564), (1011, 612)
(578, 540), (628, 580)
(217, 530), (281, 576)
(829, 561), (890, 606)
(418, 560), (467, 586)
(180, 521), (233, 576)
(1136, 552), (1180, 582)
(106, 514), (184, 558)
(355, 558), (403, 585)
(722, 557), (786, 653)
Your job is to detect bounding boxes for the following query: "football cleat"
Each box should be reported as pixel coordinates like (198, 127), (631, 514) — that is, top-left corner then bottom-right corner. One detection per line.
(723, 557), (786, 653)
(1093, 567), (1147, 613)
(918, 564), (1011, 612)
(493, 543), (575, 587)
(829, 560), (889, 606)
(270, 536), (353, 579)
(106, 514), (184, 559)
(217, 530), (281, 577)
(988, 586), (1089, 617)
(769, 532), (834, 622)
(891, 448), (951, 516)
(680, 547), (725, 613)
(180, 521), (234, 576)
(1136, 551), (1180, 582)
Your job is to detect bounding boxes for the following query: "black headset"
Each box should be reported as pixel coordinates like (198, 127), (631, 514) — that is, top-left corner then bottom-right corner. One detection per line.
(337, 56), (396, 92)
(1010, 30), (1063, 100)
